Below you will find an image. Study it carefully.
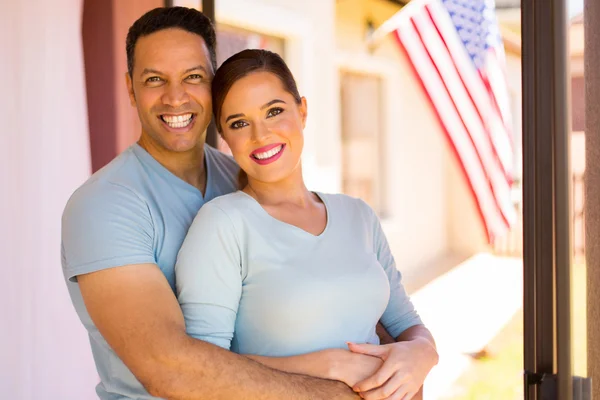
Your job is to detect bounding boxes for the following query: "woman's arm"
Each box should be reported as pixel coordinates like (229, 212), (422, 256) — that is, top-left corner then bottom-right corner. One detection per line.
(346, 202), (438, 399)
(175, 203), (243, 350)
(247, 348), (383, 388)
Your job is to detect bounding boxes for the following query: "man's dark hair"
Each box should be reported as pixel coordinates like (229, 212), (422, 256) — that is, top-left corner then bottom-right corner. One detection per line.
(126, 7), (217, 78)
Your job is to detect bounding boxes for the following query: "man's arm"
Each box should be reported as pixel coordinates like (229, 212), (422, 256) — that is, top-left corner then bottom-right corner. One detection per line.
(78, 264), (360, 400)
(376, 322), (395, 344)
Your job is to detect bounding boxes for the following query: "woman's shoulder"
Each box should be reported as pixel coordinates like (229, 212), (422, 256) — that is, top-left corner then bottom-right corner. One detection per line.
(318, 192), (375, 217)
(201, 191), (250, 217)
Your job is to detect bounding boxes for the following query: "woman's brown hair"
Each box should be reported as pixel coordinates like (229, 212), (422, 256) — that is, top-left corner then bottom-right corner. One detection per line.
(211, 49), (302, 188)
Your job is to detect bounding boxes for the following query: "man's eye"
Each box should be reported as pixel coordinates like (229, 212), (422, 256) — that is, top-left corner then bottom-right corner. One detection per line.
(230, 120), (248, 130)
(267, 107), (283, 118)
(146, 76), (163, 84)
(186, 74), (203, 81)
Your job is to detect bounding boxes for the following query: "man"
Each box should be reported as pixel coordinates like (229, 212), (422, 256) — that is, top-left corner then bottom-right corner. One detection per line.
(62, 7), (366, 399)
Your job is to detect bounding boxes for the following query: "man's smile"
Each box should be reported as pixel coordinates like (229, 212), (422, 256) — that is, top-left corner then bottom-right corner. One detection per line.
(159, 113), (196, 131)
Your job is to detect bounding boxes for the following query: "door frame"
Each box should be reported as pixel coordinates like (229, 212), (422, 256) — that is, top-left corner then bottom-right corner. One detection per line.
(521, 0), (574, 399)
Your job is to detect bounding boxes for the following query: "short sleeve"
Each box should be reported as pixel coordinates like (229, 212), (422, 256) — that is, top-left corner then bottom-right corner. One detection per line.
(175, 203), (242, 350)
(364, 202), (423, 338)
(61, 182), (155, 282)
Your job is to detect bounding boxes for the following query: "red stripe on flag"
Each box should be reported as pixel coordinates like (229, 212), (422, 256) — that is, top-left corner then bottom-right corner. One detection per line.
(408, 17), (503, 222)
(391, 30), (491, 242)
(386, 0), (517, 241)
(426, 1), (514, 181)
(399, 19), (512, 240)
(414, 7), (513, 229)
(424, 4), (509, 187)
(394, 23), (510, 241)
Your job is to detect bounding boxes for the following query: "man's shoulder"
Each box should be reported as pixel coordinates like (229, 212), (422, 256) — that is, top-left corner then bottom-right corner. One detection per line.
(64, 147), (149, 217)
(205, 145), (239, 178)
(205, 144), (236, 165)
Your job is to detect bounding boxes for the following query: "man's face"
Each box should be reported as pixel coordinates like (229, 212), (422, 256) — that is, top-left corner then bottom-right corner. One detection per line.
(126, 28), (214, 153)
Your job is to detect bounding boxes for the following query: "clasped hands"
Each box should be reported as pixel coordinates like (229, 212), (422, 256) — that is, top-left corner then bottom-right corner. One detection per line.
(327, 338), (438, 400)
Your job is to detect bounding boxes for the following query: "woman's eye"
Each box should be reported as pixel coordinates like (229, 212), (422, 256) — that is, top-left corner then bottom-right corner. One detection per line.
(230, 120), (248, 130)
(267, 107), (283, 118)
(146, 76), (162, 83)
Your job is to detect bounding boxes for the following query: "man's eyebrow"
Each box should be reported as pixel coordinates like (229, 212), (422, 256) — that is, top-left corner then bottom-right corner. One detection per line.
(182, 65), (208, 75)
(225, 113), (245, 123)
(140, 65), (208, 77)
(140, 68), (163, 77)
(260, 99), (286, 110)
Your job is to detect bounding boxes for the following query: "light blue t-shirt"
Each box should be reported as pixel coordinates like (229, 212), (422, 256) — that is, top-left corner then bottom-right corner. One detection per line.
(61, 143), (238, 399)
(175, 191), (422, 357)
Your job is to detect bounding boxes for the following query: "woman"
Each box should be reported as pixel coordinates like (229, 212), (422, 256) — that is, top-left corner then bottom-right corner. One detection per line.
(175, 49), (438, 400)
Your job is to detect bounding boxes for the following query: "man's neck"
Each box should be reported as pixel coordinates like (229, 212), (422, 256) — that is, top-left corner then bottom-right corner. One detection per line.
(138, 137), (207, 193)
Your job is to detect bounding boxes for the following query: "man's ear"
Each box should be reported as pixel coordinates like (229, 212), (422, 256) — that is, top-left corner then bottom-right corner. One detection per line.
(125, 72), (136, 107)
(300, 97), (308, 128)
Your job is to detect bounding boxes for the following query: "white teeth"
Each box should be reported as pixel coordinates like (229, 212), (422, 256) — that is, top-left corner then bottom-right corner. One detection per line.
(254, 145), (283, 160)
(162, 113), (193, 128)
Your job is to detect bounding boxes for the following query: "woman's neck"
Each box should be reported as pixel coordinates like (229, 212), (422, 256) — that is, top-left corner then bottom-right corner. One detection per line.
(244, 165), (313, 207)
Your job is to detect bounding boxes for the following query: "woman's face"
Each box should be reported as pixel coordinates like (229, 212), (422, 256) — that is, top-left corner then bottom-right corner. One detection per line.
(219, 71), (307, 184)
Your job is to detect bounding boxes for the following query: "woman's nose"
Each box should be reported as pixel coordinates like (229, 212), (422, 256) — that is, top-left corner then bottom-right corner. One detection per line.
(250, 121), (271, 142)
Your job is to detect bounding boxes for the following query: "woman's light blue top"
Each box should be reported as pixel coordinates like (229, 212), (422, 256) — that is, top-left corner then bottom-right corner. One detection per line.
(175, 191), (422, 357)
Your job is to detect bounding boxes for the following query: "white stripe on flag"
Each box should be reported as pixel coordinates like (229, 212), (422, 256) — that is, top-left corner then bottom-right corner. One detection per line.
(427, 0), (513, 180)
(412, 7), (516, 228)
(396, 22), (509, 240)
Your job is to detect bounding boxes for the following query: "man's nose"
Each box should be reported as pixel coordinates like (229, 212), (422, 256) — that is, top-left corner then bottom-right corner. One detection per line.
(162, 82), (190, 108)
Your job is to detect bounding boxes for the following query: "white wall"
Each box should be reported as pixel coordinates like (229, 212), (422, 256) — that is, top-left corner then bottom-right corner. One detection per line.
(335, 0), (449, 271)
(0, 1), (98, 398)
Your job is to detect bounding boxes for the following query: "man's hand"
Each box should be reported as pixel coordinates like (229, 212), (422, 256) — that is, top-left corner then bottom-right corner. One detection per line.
(347, 336), (437, 400)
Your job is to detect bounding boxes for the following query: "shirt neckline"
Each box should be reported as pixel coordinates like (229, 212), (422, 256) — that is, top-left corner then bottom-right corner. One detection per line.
(131, 143), (213, 200)
(236, 190), (331, 239)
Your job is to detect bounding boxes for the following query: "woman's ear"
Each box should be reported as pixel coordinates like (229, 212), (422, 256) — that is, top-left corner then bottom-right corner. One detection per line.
(299, 97), (308, 128)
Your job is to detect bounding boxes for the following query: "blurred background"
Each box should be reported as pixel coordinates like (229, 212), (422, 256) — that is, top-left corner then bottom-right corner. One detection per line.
(0, 0), (587, 399)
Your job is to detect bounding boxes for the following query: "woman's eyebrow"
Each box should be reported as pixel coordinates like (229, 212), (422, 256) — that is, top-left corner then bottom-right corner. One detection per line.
(225, 113), (245, 123)
(260, 99), (286, 110)
(225, 99), (287, 123)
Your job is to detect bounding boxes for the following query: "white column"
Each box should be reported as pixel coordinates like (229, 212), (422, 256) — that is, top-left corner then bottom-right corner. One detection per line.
(0, 0), (98, 398)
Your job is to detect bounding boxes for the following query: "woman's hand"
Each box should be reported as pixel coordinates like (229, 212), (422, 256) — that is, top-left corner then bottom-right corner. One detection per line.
(326, 348), (384, 388)
(347, 338), (438, 400)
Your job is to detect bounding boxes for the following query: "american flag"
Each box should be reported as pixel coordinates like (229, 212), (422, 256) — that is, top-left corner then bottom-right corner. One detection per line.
(383, 0), (516, 243)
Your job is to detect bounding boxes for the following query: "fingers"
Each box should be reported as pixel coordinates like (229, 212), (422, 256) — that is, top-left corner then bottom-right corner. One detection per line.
(353, 363), (392, 393)
(357, 373), (408, 400)
(352, 362), (407, 398)
(347, 342), (388, 358)
(400, 392), (417, 400)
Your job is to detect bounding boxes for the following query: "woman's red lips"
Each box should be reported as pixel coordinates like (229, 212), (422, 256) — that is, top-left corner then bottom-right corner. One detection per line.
(250, 143), (284, 156)
(250, 143), (286, 166)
